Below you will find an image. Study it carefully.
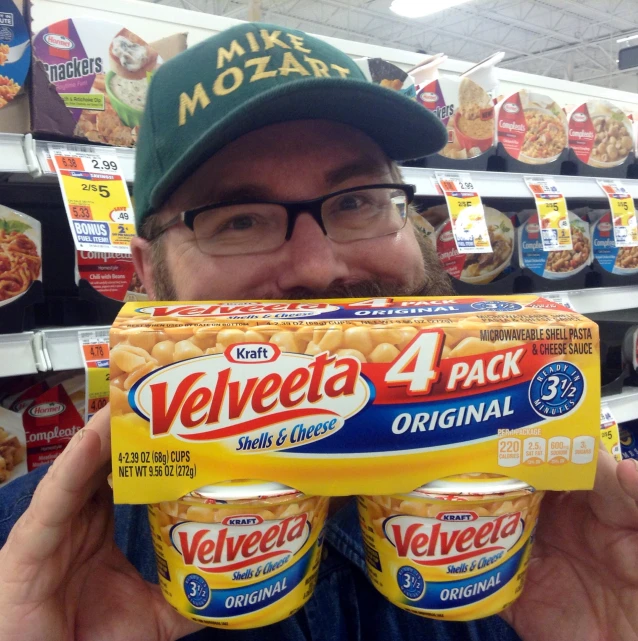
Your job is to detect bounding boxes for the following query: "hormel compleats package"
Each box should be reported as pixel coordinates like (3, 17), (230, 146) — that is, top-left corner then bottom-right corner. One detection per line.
(13, 379), (85, 469)
(76, 250), (147, 301)
(110, 296), (600, 504)
(568, 101), (634, 168)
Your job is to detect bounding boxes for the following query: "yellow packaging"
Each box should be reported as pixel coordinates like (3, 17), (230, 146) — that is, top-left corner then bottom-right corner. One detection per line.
(110, 296), (600, 503)
(147, 481), (328, 628)
(357, 475), (544, 620)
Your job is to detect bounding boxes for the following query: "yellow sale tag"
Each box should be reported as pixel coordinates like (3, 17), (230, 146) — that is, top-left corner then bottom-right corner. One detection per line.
(600, 403), (622, 463)
(79, 330), (110, 422)
(49, 144), (135, 253)
(525, 176), (572, 251)
(596, 180), (638, 248)
(436, 173), (492, 253)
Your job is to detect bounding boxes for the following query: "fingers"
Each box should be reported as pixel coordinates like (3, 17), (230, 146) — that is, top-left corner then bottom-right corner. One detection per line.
(617, 458), (638, 504)
(591, 447), (638, 529)
(5, 406), (112, 565)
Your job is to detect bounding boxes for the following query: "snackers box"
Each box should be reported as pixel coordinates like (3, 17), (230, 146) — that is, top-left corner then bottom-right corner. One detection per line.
(30, 18), (186, 146)
(111, 296), (600, 504)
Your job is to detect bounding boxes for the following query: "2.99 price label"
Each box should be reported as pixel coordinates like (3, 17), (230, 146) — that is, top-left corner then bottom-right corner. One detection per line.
(79, 330), (110, 422)
(435, 172), (492, 254)
(525, 176), (572, 252)
(49, 144), (135, 254)
(597, 180), (638, 248)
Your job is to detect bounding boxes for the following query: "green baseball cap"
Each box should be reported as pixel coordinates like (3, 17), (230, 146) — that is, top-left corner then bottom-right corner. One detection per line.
(134, 21), (447, 228)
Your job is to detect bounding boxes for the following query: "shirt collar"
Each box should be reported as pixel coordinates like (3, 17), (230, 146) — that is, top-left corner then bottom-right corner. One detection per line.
(324, 498), (367, 573)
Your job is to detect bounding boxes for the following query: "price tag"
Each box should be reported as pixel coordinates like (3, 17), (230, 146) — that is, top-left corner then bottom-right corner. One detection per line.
(49, 144), (135, 254)
(79, 330), (110, 422)
(542, 292), (574, 310)
(524, 176), (572, 251)
(600, 403), (622, 463)
(435, 173), (492, 253)
(596, 180), (638, 248)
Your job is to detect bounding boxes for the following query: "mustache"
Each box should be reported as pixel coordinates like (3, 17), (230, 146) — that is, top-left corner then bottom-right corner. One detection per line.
(279, 277), (455, 301)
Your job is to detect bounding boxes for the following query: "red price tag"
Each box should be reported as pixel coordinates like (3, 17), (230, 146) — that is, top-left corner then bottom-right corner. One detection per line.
(70, 204), (93, 220)
(56, 155), (84, 171)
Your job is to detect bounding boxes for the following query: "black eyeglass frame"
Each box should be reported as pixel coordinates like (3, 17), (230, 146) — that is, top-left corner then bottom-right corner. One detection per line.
(146, 183), (416, 244)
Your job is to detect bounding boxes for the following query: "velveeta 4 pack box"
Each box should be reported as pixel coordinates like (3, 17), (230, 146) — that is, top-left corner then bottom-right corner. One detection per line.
(110, 296), (600, 504)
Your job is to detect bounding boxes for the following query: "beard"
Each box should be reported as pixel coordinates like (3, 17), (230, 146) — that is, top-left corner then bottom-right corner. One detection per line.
(150, 230), (456, 301)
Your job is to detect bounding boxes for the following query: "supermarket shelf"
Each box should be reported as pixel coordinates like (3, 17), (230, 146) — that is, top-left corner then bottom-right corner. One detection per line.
(0, 332), (38, 376)
(0, 133), (30, 174)
(542, 286), (638, 314)
(40, 326), (110, 372)
(402, 167), (638, 200)
(604, 388), (638, 424)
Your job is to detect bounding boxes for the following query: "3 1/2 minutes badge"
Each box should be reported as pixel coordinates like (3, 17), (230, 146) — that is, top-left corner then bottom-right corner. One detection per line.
(0, 0), (31, 109)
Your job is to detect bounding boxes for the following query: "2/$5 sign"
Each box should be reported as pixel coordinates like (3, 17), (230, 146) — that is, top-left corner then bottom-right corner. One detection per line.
(178, 29), (353, 126)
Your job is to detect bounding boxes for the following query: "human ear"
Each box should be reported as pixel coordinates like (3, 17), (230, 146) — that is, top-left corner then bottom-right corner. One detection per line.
(130, 236), (157, 300)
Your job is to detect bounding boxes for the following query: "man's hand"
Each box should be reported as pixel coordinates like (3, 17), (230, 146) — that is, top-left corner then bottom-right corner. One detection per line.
(0, 406), (202, 641)
(502, 450), (638, 641)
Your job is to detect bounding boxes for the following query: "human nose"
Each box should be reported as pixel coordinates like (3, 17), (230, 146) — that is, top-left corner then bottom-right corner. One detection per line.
(276, 212), (350, 292)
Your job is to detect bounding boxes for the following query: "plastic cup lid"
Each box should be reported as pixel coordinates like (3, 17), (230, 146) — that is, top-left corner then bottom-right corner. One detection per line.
(414, 475), (532, 497)
(189, 480), (300, 501)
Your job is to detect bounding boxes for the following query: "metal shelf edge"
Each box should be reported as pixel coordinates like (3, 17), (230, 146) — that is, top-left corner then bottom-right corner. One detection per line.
(605, 388), (638, 424)
(40, 326), (110, 372)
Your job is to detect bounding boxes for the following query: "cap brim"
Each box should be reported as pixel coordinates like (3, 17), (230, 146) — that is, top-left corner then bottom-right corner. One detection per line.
(149, 78), (446, 212)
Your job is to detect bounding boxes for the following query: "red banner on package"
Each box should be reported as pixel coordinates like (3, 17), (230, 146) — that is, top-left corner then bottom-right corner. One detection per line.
(497, 93), (526, 159)
(21, 385), (85, 470)
(568, 103), (596, 164)
(77, 250), (136, 300)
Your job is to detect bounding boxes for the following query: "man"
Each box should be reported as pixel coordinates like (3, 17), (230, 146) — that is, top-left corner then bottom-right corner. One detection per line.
(1, 22), (637, 641)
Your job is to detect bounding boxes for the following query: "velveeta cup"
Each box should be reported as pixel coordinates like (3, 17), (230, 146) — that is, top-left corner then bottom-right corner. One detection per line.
(148, 481), (328, 629)
(357, 475), (544, 621)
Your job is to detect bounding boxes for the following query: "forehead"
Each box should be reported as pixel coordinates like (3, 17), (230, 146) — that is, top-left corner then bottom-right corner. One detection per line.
(166, 120), (392, 209)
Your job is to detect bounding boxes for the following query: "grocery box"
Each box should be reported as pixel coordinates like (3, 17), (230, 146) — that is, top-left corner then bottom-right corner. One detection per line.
(110, 296), (600, 504)
(30, 18), (186, 146)
(0, 0), (31, 134)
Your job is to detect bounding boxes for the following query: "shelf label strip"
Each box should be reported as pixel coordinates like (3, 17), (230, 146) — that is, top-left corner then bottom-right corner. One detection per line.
(600, 402), (622, 463)
(435, 172), (492, 254)
(596, 180), (638, 248)
(524, 175), (572, 252)
(78, 329), (110, 423)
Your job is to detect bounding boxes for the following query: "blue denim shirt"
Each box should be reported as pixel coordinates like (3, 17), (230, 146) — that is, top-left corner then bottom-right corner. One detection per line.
(0, 466), (522, 641)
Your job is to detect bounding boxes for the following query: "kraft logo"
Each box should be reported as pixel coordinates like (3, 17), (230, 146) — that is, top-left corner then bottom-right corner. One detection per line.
(28, 402), (66, 418)
(131, 351), (370, 442)
(171, 514), (309, 572)
(43, 33), (75, 50)
(222, 514), (264, 526)
(226, 343), (280, 364)
(503, 102), (519, 114)
(437, 511), (478, 522)
(384, 513), (523, 566)
(572, 112), (588, 123)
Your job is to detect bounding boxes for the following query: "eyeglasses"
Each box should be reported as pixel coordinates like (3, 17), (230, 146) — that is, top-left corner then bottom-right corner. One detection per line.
(148, 183), (415, 257)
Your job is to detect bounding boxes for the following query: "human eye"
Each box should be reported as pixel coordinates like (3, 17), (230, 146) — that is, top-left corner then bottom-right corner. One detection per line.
(194, 205), (282, 240)
(327, 190), (382, 218)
